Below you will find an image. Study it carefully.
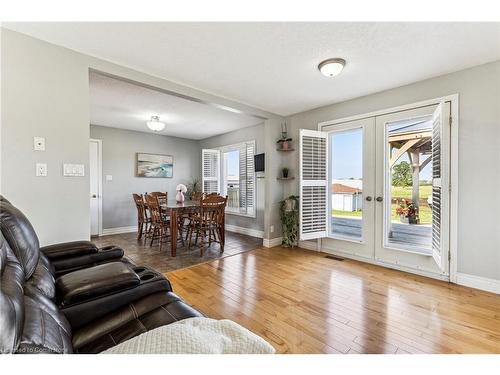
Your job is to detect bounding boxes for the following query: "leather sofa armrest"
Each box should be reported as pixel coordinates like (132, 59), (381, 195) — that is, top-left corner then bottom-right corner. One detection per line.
(51, 246), (125, 277)
(61, 268), (172, 330)
(40, 241), (98, 260)
(56, 262), (140, 306)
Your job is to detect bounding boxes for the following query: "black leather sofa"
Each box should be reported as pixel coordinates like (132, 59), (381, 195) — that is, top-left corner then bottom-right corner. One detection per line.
(0, 197), (202, 354)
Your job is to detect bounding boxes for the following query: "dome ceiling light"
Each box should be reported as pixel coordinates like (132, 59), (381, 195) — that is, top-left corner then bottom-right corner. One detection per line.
(146, 116), (165, 131)
(318, 58), (346, 78)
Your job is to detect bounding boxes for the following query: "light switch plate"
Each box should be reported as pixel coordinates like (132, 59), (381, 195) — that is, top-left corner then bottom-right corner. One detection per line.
(105, 175), (113, 181)
(63, 163), (85, 177)
(33, 137), (45, 151)
(36, 163), (47, 177)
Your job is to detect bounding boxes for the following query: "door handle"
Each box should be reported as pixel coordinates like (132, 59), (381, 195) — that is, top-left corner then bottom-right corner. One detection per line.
(365, 196), (373, 201)
(376, 196), (383, 202)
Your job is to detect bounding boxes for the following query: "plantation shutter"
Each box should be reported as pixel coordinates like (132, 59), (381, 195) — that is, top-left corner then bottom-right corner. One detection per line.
(245, 141), (256, 215)
(431, 103), (449, 272)
(235, 141), (255, 215)
(299, 129), (328, 240)
(202, 149), (220, 194)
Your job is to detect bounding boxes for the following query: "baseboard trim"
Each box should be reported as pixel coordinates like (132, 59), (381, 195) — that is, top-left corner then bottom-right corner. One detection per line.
(299, 240), (318, 251)
(263, 237), (283, 248)
(101, 226), (136, 236)
(315, 245), (449, 282)
(456, 273), (500, 294)
(225, 224), (264, 238)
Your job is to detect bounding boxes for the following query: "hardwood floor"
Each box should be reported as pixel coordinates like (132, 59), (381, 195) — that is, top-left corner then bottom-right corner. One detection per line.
(167, 246), (500, 354)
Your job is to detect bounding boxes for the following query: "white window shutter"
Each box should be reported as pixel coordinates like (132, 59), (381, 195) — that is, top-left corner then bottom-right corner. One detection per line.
(238, 143), (247, 214)
(431, 102), (449, 273)
(246, 141), (256, 216)
(202, 149), (220, 194)
(300, 129), (328, 240)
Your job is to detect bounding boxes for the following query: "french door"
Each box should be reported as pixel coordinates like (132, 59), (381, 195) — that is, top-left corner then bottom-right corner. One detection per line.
(301, 102), (451, 278)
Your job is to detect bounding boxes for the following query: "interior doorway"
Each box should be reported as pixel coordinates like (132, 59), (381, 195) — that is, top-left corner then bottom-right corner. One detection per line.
(89, 138), (103, 236)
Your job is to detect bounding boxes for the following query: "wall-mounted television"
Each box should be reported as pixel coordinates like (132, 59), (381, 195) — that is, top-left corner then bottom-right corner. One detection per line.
(254, 153), (265, 172)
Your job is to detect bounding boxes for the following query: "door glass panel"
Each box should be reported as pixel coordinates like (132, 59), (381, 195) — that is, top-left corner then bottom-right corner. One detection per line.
(330, 128), (363, 240)
(385, 116), (433, 253)
(223, 149), (240, 212)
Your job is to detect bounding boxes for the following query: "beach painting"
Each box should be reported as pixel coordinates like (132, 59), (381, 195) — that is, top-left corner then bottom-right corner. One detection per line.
(136, 153), (173, 178)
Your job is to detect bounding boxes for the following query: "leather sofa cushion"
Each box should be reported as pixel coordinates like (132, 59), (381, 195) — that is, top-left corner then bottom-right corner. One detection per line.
(19, 293), (73, 353)
(0, 234), (25, 353)
(40, 241), (98, 260)
(56, 262), (140, 306)
(73, 292), (203, 353)
(25, 255), (56, 300)
(0, 202), (40, 280)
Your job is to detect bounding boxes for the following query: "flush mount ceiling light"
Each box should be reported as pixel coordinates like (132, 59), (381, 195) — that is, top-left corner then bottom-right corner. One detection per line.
(318, 58), (346, 78)
(146, 116), (165, 131)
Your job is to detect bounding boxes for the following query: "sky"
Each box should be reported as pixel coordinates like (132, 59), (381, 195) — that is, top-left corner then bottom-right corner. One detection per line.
(226, 150), (239, 178)
(330, 129), (432, 181)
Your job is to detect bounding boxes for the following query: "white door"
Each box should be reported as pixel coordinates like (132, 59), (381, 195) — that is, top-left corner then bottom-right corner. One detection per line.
(321, 117), (376, 259)
(374, 103), (450, 276)
(89, 139), (102, 236)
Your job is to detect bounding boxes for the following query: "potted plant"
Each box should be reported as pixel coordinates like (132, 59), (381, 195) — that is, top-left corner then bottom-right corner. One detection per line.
(396, 199), (419, 224)
(282, 167), (289, 178)
(280, 195), (299, 247)
(276, 122), (292, 150)
(186, 178), (201, 199)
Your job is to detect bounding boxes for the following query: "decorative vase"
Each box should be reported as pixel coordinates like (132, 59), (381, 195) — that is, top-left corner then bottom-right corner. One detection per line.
(282, 140), (289, 150)
(283, 169), (289, 178)
(176, 191), (185, 203)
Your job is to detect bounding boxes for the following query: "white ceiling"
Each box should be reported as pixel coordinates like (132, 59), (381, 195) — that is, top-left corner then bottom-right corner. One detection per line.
(5, 22), (500, 116)
(88, 72), (262, 140)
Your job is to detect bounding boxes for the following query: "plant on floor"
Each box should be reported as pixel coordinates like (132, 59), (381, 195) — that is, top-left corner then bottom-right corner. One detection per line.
(280, 195), (299, 247)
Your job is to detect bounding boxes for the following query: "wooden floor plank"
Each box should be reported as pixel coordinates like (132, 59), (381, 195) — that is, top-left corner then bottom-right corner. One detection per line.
(167, 246), (500, 354)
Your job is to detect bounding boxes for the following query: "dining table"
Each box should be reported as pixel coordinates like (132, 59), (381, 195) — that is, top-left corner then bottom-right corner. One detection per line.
(160, 199), (201, 257)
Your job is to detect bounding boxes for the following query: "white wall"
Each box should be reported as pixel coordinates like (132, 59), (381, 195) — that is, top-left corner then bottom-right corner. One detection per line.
(90, 125), (200, 230)
(1, 28), (91, 245)
(285, 60), (500, 282)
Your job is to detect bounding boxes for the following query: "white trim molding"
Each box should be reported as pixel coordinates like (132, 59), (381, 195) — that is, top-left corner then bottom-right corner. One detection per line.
(455, 273), (500, 295)
(90, 138), (103, 236)
(299, 240), (318, 251)
(263, 237), (283, 248)
(101, 226), (136, 236)
(225, 224), (264, 238)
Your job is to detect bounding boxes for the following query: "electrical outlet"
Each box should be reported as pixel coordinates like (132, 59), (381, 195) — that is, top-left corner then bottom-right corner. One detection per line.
(270, 225), (275, 233)
(36, 163), (47, 177)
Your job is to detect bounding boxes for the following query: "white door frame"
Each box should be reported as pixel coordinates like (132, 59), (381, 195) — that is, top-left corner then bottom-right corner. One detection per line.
(318, 94), (459, 283)
(89, 138), (103, 236)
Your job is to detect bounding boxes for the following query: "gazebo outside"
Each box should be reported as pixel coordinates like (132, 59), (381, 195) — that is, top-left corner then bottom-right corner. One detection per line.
(331, 117), (433, 253)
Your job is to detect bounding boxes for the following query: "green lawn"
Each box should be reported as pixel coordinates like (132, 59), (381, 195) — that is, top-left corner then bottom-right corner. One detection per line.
(332, 185), (433, 225)
(391, 185), (432, 200)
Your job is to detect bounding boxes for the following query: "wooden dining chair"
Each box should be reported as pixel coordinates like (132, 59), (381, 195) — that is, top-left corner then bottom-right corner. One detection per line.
(150, 191), (168, 206)
(183, 191), (205, 240)
(187, 195), (227, 256)
(132, 193), (150, 240)
(190, 191), (205, 201)
(144, 194), (170, 251)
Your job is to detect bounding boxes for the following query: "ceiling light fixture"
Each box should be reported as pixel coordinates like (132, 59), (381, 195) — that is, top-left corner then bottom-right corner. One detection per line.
(318, 58), (346, 78)
(146, 116), (165, 131)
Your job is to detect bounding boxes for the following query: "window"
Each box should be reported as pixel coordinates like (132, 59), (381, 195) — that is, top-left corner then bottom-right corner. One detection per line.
(202, 140), (256, 217)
